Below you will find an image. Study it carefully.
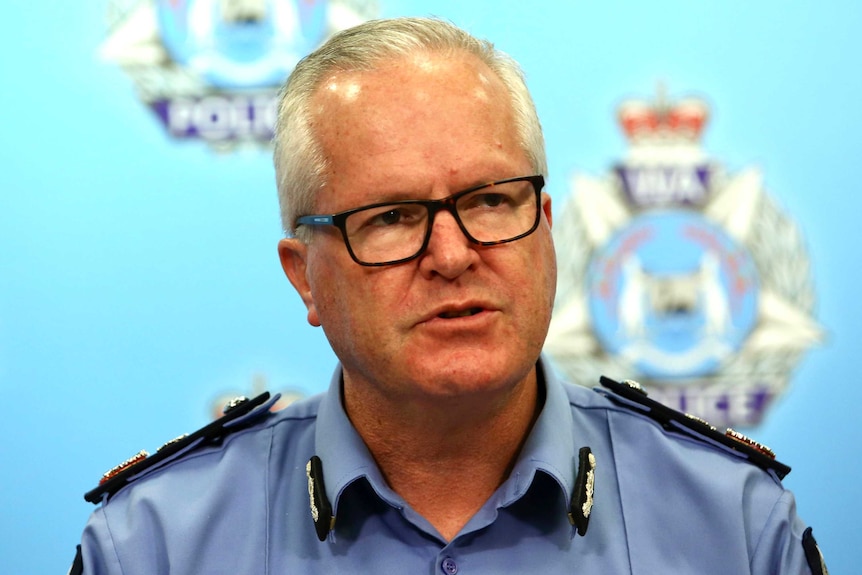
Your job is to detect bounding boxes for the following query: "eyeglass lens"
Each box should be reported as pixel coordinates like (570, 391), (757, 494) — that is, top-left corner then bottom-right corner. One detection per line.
(345, 178), (538, 265)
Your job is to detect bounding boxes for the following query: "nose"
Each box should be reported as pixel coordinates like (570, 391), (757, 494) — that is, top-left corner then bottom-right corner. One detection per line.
(417, 208), (477, 279)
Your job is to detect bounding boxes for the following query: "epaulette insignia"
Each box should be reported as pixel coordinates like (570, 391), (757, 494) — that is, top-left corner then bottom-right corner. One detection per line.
(725, 428), (777, 459)
(598, 376), (791, 479)
(84, 391), (275, 504)
(99, 450), (150, 485)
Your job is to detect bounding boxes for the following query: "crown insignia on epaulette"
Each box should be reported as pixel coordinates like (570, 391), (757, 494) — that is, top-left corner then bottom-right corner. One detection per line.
(84, 392), (275, 504)
(99, 450), (149, 485)
(725, 428), (776, 459)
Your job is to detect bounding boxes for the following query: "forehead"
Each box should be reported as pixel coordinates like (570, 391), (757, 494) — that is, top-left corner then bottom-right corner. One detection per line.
(308, 52), (527, 205)
(313, 50), (506, 111)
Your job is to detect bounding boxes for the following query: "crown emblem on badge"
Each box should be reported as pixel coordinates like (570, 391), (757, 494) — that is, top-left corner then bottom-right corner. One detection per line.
(546, 84), (824, 429)
(618, 85), (709, 144)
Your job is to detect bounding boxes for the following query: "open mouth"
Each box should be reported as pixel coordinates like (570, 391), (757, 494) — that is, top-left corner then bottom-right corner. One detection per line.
(438, 307), (483, 319)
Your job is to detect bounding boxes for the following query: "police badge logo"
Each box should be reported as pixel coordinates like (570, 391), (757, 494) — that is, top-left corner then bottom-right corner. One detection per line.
(100, 0), (378, 148)
(546, 87), (823, 428)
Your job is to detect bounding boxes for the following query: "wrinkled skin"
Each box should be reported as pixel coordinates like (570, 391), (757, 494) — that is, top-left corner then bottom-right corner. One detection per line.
(278, 51), (556, 422)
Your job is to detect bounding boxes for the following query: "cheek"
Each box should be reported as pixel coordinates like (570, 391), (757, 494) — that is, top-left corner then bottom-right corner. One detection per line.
(311, 278), (366, 361)
(516, 234), (557, 328)
(306, 257), (354, 332)
(543, 236), (558, 306)
(309, 261), (401, 343)
(531, 220), (557, 293)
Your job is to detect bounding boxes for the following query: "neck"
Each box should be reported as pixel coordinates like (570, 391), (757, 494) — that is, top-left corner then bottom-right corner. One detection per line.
(342, 366), (542, 540)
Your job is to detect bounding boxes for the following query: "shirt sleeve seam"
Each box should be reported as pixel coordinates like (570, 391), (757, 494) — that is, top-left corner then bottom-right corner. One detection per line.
(99, 504), (127, 575)
(605, 410), (636, 573)
(749, 488), (795, 570)
(264, 426), (274, 575)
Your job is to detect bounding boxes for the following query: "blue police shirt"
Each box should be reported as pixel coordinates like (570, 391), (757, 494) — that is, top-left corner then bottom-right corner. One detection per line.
(77, 357), (819, 574)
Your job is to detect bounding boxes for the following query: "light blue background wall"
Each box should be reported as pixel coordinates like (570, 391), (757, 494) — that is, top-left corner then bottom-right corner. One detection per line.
(1, 2), (858, 573)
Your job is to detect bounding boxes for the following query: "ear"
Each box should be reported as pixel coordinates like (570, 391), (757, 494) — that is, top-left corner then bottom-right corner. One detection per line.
(278, 238), (322, 327)
(541, 192), (553, 229)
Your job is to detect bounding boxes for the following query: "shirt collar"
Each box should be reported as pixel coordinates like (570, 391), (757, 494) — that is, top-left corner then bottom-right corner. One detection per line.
(314, 355), (576, 518)
(314, 367), (401, 515)
(486, 356), (576, 514)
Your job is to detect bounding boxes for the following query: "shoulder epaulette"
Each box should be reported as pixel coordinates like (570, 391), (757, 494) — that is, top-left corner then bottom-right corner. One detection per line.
(84, 392), (275, 504)
(597, 376), (791, 480)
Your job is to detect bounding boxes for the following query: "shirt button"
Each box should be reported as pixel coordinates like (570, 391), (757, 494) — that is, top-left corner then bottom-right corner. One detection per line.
(441, 557), (458, 575)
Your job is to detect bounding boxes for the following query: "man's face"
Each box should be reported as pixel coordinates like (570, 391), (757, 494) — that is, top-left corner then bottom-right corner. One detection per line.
(279, 51), (556, 405)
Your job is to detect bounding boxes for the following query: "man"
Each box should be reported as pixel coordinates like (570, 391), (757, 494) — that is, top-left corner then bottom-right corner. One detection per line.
(72, 17), (826, 574)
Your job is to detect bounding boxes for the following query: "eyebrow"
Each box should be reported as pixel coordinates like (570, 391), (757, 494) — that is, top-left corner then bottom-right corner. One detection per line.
(363, 177), (512, 205)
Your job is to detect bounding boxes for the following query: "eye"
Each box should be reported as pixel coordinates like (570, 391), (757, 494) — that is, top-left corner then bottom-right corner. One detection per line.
(371, 208), (407, 226)
(462, 191), (514, 211)
(476, 193), (507, 208)
(355, 204), (427, 231)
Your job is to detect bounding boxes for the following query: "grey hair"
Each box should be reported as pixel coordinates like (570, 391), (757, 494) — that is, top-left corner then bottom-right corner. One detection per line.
(272, 17), (547, 241)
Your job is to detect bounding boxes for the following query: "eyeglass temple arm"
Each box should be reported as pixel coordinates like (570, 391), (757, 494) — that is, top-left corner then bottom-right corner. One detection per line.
(297, 215), (335, 225)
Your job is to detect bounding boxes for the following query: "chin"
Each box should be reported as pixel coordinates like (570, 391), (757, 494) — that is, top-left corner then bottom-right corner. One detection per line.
(412, 353), (533, 397)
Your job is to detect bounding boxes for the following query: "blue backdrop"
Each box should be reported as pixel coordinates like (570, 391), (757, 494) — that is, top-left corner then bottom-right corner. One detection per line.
(1, 1), (858, 573)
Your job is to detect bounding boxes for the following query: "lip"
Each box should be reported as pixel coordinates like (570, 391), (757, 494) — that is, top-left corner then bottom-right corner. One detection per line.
(418, 300), (500, 325)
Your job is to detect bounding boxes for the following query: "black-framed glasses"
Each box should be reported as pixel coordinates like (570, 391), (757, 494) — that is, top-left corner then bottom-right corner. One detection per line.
(296, 175), (545, 266)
